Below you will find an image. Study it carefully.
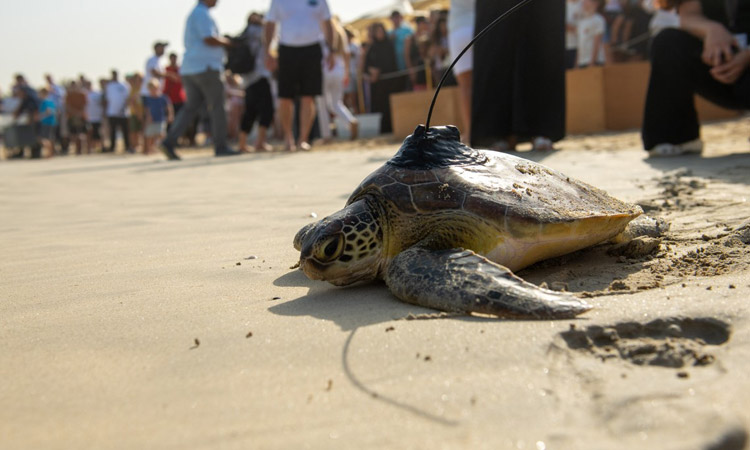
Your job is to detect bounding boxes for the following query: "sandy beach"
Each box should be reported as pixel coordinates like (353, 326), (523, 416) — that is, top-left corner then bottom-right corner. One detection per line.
(2, 120), (750, 449)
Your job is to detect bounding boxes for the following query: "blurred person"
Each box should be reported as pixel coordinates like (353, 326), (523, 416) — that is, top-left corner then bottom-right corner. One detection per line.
(225, 73), (244, 141)
(364, 22), (400, 134)
(38, 87), (57, 157)
(161, 0), (239, 160)
(649, 0), (679, 37)
(448, 0), (476, 139)
(642, 0), (750, 156)
(10, 75), (41, 159)
(404, 15), (431, 91)
(65, 80), (88, 155)
(85, 79), (105, 152)
(321, 16), (358, 140)
(343, 27), (362, 113)
(577, 0), (607, 67)
(429, 17), (453, 86)
(104, 69), (132, 153)
(610, 0), (653, 61)
(389, 10), (413, 76)
(45, 74), (66, 153)
(143, 79), (173, 155)
(164, 52), (186, 130)
(126, 73), (145, 153)
(471, 0), (566, 151)
(264, 0), (334, 151)
(141, 42), (169, 97)
(238, 12), (275, 153)
(566, 0), (584, 69)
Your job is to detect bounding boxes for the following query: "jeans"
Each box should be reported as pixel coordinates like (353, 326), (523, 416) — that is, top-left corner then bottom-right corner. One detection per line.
(163, 69), (228, 151)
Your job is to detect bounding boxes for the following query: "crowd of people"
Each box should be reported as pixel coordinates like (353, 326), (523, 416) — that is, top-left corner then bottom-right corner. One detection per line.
(0, 0), (746, 160)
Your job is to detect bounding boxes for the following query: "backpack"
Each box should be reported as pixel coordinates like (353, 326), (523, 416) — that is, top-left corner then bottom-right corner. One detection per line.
(225, 33), (256, 75)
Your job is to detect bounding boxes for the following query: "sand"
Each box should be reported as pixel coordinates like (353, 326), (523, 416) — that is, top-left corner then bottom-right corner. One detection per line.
(1, 120), (749, 449)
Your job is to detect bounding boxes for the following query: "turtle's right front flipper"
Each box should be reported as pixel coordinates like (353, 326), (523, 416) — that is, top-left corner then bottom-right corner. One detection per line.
(385, 247), (592, 319)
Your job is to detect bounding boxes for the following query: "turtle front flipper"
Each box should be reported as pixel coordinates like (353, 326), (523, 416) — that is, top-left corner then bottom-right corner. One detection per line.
(385, 247), (592, 319)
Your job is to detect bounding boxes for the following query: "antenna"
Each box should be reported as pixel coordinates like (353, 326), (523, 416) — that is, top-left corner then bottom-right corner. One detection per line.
(424, 0), (535, 131)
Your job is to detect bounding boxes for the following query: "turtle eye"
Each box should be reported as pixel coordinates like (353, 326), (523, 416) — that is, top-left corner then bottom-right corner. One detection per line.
(316, 235), (343, 261)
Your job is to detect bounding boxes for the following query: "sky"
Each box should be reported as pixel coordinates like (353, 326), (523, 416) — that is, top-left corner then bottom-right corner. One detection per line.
(0, 0), (402, 92)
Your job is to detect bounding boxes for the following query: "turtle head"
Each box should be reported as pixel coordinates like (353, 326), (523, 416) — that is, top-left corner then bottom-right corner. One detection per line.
(294, 199), (383, 286)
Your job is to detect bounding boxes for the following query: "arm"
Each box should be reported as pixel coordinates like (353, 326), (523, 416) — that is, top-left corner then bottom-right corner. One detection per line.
(678, 0), (737, 66)
(204, 35), (231, 48)
(322, 19), (335, 70)
(592, 32), (603, 65)
(166, 98), (174, 123)
(263, 21), (277, 72)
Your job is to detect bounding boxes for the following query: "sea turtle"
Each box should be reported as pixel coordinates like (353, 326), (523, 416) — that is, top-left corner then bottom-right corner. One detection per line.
(293, 125), (649, 319)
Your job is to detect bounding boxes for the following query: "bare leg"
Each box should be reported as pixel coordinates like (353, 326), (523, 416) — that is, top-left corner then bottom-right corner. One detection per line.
(254, 126), (271, 151)
(298, 96), (316, 150)
(238, 131), (249, 153)
(456, 70), (472, 142)
(278, 98), (295, 151)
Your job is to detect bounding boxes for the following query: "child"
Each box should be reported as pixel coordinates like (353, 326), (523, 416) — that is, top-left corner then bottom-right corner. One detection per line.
(38, 87), (57, 158)
(577, 0), (607, 68)
(142, 79), (172, 155)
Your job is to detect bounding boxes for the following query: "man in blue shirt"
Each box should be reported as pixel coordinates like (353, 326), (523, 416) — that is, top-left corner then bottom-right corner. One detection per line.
(161, 0), (239, 160)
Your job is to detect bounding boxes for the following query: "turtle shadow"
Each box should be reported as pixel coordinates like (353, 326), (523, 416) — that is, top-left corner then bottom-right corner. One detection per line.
(270, 272), (434, 331)
(643, 151), (750, 187)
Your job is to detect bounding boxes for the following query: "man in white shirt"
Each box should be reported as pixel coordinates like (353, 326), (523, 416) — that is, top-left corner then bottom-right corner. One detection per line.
(104, 69), (132, 153)
(141, 42), (169, 97)
(264, 0), (334, 151)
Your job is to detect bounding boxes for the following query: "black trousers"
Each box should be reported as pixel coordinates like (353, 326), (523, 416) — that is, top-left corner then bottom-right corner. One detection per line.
(107, 116), (131, 151)
(642, 28), (750, 150)
(471, 0), (566, 146)
(241, 77), (275, 132)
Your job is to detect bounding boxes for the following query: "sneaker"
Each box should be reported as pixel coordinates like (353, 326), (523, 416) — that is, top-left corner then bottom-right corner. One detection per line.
(160, 142), (181, 161)
(647, 139), (703, 157)
(532, 136), (554, 151)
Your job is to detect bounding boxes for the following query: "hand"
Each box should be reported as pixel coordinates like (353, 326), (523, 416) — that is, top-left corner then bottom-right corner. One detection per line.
(264, 52), (277, 72)
(710, 49), (750, 84)
(702, 23), (737, 67)
(368, 67), (380, 83)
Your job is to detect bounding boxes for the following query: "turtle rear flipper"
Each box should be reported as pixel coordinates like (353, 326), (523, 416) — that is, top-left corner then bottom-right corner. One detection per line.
(385, 247), (592, 319)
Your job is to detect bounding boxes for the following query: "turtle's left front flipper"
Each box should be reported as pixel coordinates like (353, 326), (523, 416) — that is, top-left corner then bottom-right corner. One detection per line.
(385, 247), (592, 319)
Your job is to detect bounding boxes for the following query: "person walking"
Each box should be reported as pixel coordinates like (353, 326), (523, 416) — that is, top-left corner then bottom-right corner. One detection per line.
(161, 0), (239, 160)
(264, 0), (334, 151)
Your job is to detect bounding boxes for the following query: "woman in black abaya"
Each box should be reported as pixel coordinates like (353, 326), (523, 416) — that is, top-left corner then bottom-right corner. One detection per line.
(471, 0), (566, 150)
(364, 22), (401, 133)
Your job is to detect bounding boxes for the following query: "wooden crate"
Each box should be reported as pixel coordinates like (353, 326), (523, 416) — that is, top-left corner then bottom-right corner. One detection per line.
(390, 87), (465, 139)
(566, 66), (606, 134)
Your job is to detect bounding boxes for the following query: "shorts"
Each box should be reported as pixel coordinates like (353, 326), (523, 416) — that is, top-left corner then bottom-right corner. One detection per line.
(68, 116), (87, 135)
(144, 121), (165, 138)
(449, 25), (474, 75)
(277, 43), (323, 99)
(88, 122), (102, 140)
(129, 115), (143, 133)
(39, 124), (56, 141)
